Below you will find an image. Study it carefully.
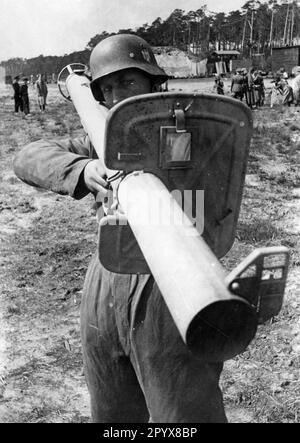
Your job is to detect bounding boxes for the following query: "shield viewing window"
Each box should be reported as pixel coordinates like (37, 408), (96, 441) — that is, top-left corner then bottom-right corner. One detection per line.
(165, 131), (191, 162)
(160, 128), (192, 167)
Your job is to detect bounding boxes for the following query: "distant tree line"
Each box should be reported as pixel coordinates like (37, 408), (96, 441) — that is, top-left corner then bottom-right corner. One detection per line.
(86, 1), (300, 54)
(2, 50), (90, 82)
(2, 1), (300, 80)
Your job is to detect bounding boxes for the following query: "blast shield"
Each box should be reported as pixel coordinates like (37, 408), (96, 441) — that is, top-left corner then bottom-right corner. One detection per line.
(100, 92), (253, 270)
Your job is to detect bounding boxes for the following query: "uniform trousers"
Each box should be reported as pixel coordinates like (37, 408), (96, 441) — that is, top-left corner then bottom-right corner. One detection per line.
(80, 254), (227, 423)
(14, 95), (23, 113)
(21, 96), (30, 115)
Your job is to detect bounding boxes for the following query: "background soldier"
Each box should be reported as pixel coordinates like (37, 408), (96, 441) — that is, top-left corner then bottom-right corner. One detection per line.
(252, 70), (265, 107)
(35, 73), (48, 112)
(12, 75), (23, 113)
(20, 77), (31, 116)
(231, 68), (245, 101)
(14, 34), (228, 423)
(273, 75), (294, 107)
(244, 67), (256, 109)
(213, 73), (224, 95)
(292, 69), (300, 106)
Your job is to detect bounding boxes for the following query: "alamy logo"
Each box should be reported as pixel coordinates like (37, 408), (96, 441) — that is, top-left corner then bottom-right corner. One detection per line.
(98, 189), (205, 236)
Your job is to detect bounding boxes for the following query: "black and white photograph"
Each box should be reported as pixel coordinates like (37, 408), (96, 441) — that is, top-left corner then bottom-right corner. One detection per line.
(0, 0), (300, 425)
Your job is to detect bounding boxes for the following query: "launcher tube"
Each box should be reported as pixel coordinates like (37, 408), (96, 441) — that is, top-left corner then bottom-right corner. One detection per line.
(118, 172), (257, 361)
(65, 73), (116, 176)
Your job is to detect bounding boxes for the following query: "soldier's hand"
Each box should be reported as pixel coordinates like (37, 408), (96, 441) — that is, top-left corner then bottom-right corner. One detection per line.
(83, 160), (109, 198)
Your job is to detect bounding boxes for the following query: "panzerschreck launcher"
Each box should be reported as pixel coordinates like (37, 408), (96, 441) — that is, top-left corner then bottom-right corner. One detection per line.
(58, 64), (290, 362)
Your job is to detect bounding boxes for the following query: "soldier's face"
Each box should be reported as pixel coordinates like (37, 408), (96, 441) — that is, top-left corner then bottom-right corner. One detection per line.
(99, 69), (152, 109)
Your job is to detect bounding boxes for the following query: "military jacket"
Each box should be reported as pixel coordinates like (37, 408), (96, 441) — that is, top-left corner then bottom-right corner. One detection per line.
(14, 135), (97, 200)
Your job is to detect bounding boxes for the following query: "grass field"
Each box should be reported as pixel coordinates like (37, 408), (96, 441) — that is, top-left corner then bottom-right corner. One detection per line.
(0, 82), (299, 423)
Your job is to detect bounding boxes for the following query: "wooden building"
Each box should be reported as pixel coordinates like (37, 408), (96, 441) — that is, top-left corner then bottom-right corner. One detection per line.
(272, 46), (300, 74)
(208, 50), (240, 74)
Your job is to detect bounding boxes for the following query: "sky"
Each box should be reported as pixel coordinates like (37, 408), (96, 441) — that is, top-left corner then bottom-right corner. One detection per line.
(1, 0), (253, 62)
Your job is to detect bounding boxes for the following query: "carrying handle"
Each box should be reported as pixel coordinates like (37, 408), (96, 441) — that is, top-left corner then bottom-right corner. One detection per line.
(57, 64), (89, 101)
(226, 246), (290, 324)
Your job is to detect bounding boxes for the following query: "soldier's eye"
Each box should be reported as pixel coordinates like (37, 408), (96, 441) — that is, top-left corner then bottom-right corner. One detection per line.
(122, 79), (135, 86)
(102, 85), (112, 93)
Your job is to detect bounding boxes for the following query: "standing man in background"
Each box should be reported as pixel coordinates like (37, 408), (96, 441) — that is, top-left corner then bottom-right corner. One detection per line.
(231, 68), (244, 101)
(12, 75), (23, 114)
(244, 67), (256, 109)
(292, 69), (300, 106)
(20, 77), (31, 117)
(252, 70), (265, 107)
(36, 73), (48, 112)
(213, 74), (224, 95)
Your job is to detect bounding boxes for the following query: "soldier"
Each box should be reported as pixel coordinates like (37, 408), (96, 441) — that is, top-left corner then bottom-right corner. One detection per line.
(14, 34), (227, 423)
(213, 74), (224, 95)
(12, 75), (23, 113)
(244, 67), (256, 109)
(230, 68), (245, 101)
(35, 73), (48, 112)
(273, 75), (294, 107)
(20, 77), (31, 116)
(293, 70), (300, 106)
(252, 70), (265, 107)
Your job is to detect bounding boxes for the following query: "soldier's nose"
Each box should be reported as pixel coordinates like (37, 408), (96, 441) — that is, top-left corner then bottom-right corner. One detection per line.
(112, 87), (125, 104)
(113, 97), (123, 105)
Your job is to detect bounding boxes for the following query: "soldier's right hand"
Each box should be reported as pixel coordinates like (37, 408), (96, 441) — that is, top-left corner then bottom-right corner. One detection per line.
(83, 160), (109, 198)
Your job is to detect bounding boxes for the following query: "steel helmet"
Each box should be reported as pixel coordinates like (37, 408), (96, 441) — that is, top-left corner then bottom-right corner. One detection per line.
(89, 34), (168, 101)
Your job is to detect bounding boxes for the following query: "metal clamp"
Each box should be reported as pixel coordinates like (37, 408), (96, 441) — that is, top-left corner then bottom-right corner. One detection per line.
(174, 108), (186, 133)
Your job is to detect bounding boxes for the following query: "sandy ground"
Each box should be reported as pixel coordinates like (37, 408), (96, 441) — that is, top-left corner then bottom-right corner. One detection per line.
(0, 79), (300, 423)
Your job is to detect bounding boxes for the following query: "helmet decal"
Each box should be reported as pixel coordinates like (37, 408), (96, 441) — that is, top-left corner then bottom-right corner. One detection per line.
(141, 46), (151, 63)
